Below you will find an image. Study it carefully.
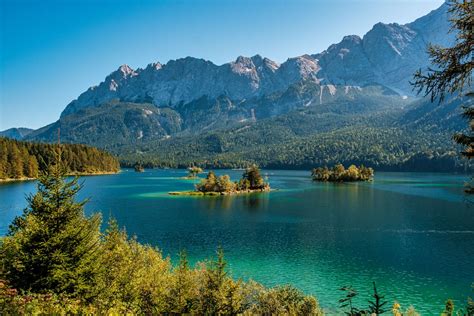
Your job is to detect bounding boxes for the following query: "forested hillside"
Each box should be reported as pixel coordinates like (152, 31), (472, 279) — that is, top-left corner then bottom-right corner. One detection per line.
(0, 138), (120, 180)
(116, 96), (468, 171)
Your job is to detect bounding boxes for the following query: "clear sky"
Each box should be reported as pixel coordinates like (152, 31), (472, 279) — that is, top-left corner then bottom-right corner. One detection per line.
(0, 0), (444, 130)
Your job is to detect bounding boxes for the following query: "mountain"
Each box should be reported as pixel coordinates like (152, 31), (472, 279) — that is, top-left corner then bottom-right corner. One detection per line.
(0, 128), (34, 140)
(24, 2), (469, 171)
(313, 2), (453, 94)
(59, 3), (451, 118)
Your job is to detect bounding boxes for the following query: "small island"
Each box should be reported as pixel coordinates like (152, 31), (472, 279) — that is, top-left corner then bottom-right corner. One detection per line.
(134, 163), (145, 172)
(170, 165), (270, 196)
(181, 166), (204, 179)
(311, 164), (374, 182)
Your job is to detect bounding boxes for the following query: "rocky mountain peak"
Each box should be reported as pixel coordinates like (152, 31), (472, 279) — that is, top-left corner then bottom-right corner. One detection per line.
(118, 64), (137, 77)
(60, 2), (451, 117)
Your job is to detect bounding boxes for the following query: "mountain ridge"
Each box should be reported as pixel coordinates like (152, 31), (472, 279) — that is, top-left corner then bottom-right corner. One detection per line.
(59, 2), (452, 117)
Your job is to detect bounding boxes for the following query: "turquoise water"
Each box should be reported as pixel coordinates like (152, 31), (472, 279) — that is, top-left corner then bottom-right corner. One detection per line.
(1, 169), (473, 313)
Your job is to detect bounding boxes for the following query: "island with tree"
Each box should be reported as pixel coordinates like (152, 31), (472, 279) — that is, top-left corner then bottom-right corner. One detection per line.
(181, 166), (204, 179)
(170, 165), (270, 196)
(311, 164), (374, 182)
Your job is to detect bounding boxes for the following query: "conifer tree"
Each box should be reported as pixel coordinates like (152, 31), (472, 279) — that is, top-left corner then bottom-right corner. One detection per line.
(0, 161), (102, 297)
(412, 0), (473, 191)
(200, 246), (227, 314)
(241, 165), (265, 189)
(168, 250), (195, 313)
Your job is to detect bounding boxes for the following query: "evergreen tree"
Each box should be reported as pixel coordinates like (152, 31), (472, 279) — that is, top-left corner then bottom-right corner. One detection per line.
(200, 246), (227, 314)
(442, 299), (455, 316)
(168, 249), (195, 313)
(0, 162), (102, 297)
(241, 165), (265, 189)
(412, 0), (474, 191)
(368, 282), (387, 314)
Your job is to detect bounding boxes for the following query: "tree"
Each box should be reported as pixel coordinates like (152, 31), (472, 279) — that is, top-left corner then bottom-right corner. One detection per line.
(217, 175), (235, 193)
(368, 282), (387, 314)
(338, 285), (362, 315)
(197, 171), (218, 192)
(412, 0), (474, 191)
(168, 250), (195, 313)
(442, 299), (455, 316)
(332, 164), (346, 181)
(241, 165), (265, 189)
(199, 246), (227, 314)
(26, 155), (39, 178)
(187, 166), (203, 178)
(0, 163), (102, 297)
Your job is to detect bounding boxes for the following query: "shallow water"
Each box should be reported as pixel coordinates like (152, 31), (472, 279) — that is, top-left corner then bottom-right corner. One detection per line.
(1, 169), (473, 313)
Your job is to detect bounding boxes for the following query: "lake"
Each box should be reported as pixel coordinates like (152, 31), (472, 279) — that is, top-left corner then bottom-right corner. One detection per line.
(0, 169), (473, 313)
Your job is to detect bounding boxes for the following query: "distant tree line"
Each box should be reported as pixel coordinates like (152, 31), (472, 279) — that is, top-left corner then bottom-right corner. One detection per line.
(0, 137), (120, 180)
(117, 126), (468, 172)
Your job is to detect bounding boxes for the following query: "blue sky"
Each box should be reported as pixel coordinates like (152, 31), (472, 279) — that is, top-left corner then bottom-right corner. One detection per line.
(0, 0), (444, 130)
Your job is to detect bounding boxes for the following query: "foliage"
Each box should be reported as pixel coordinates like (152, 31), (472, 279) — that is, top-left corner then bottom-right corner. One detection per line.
(0, 163), (102, 297)
(453, 93), (474, 192)
(196, 166), (269, 193)
(188, 166), (203, 178)
(368, 282), (388, 314)
(392, 302), (420, 316)
(119, 122), (465, 172)
(312, 164), (374, 182)
(0, 137), (119, 180)
(240, 164), (267, 190)
(339, 285), (360, 315)
(442, 299), (455, 316)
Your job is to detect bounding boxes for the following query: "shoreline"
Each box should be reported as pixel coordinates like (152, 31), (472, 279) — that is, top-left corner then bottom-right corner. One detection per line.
(0, 170), (119, 183)
(169, 187), (273, 196)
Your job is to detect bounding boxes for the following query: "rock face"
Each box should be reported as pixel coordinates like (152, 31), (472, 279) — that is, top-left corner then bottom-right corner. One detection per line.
(60, 3), (452, 118)
(313, 2), (453, 94)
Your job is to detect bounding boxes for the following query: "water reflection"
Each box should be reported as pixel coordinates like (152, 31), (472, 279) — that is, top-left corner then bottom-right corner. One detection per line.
(196, 192), (270, 213)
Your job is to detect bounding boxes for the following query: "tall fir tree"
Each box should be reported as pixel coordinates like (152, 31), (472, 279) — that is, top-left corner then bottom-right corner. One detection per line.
(0, 159), (102, 297)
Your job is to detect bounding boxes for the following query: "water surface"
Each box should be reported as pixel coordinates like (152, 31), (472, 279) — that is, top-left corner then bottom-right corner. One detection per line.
(1, 169), (473, 313)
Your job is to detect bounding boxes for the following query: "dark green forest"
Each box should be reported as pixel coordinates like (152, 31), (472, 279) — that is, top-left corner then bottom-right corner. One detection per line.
(0, 137), (120, 180)
(119, 126), (466, 172)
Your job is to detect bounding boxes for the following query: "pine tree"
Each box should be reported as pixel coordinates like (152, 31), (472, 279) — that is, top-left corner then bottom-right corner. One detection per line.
(412, 0), (474, 191)
(368, 282), (387, 314)
(200, 246), (227, 314)
(443, 299), (455, 316)
(0, 162), (102, 297)
(242, 165), (265, 189)
(168, 250), (195, 313)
